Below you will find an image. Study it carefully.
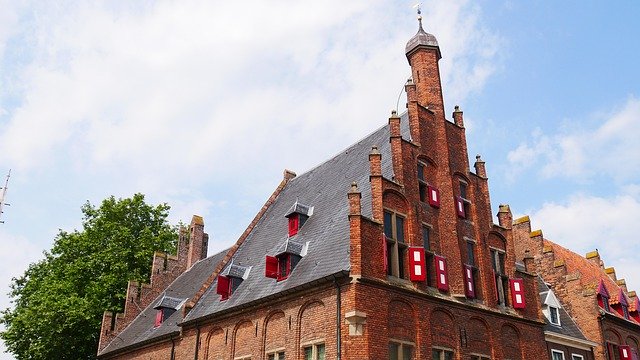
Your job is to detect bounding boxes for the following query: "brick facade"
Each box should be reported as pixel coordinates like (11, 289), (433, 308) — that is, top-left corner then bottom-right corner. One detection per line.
(513, 217), (640, 360)
(98, 20), (550, 360)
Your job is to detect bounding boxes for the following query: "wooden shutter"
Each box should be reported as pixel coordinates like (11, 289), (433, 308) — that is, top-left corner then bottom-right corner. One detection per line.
(620, 345), (632, 360)
(428, 186), (440, 208)
(154, 309), (163, 327)
(288, 214), (299, 236)
(464, 265), (475, 298)
(217, 275), (231, 300)
(456, 197), (465, 218)
(265, 255), (279, 278)
(435, 255), (449, 291)
(510, 278), (526, 308)
(408, 247), (426, 282)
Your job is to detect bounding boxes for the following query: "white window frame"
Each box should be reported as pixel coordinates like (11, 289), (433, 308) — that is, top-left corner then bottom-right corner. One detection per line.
(266, 348), (285, 360)
(389, 338), (415, 360)
(551, 349), (566, 360)
(571, 354), (584, 360)
(470, 353), (491, 360)
(302, 340), (325, 360)
(432, 346), (454, 360)
(549, 306), (561, 326)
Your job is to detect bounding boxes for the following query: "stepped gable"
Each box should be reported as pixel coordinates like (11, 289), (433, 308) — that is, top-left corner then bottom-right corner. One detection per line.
(183, 114), (411, 323)
(544, 239), (632, 320)
(99, 249), (228, 356)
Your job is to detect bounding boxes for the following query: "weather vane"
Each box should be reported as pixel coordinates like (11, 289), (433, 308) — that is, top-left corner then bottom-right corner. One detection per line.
(0, 169), (11, 224)
(413, 2), (423, 26)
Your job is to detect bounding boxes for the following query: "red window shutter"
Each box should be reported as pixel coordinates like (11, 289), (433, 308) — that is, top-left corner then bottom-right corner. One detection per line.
(265, 255), (279, 278)
(154, 309), (163, 327)
(217, 275), (231, 300)
(510, 278), (526, 308)
(428, 186), (440, 208)
(620, 345), (632, 360)
(435, 255), (449, 291)
(288, 214), (299, 236)
(408, 247), (426, 282)
(456, 197), (465, 218)
(464, 265), (475, 298)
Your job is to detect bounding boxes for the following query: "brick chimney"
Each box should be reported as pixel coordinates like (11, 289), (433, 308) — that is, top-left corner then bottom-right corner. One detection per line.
(187, 215), (208, 269)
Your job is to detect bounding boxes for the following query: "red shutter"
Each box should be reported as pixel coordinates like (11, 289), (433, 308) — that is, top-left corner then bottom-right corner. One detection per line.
(464, 265), (475, 298)
(265, 255), (278, 278)
(510, 278), (526, 308)
(216, 275), (231, 300)
(456, 197), (465, 218)
(435, 255), (449, 291)
(382, 234), (388, 275)
(288, 214), (299, 236)
(408, 247), (426, 282)
(620, 345), (632, 360)
(428, 186), (440, 207)
(154, 309), (163, 327)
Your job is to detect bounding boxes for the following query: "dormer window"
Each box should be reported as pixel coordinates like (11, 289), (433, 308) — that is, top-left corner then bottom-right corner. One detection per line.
(285, 201), (313, 237)
(613, 289), (631, 320)
(152, 295), (183, 327)
(549, 306), (560, 325)
(216, 262), (250, 301)
(597, 279), (611, 312)
(266, 239), (307, 281)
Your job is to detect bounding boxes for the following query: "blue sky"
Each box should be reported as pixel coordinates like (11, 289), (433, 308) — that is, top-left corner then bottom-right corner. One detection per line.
(0, 1), (639, 357)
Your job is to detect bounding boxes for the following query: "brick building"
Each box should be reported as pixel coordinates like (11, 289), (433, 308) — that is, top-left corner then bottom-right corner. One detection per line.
(513, 216), (640, 360)
(97, 19), (549, 359)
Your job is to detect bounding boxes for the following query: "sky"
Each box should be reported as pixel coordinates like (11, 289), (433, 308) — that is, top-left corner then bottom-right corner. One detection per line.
(0, 1), (639, 358)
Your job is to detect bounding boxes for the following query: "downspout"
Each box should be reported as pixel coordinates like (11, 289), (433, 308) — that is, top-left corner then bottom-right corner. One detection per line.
(334, 278), (342, 360)
(170, 335), (176, 360)
(194, 324), (201, 360)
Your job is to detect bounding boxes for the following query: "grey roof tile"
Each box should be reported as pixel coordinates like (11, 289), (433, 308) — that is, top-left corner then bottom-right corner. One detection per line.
(98, 249), (227, 356)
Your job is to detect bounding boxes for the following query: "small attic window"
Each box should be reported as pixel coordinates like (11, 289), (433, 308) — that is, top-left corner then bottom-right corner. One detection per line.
(153, 295), (183, 327)
(549, 306), (560, 325)
(285, 201), (313, 237)
(217, 262), (250, 301)
(266, 239), (307, 281)
(597, 279), (611, 312)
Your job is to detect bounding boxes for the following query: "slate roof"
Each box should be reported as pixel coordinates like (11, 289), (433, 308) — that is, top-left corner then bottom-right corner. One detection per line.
(153, 295), (183, 310)
(183, 113), (411, 323)
(99, 249), (228, 356)
(537, 277), (588, 341)
(405, 21), (440, 58)
(100, 113), (412, 354)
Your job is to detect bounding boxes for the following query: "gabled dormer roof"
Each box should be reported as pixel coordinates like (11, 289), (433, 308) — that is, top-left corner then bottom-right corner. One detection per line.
(537, 277), (590, 341)
(597, 278), (611, 298)
(284, 201), (313, 218)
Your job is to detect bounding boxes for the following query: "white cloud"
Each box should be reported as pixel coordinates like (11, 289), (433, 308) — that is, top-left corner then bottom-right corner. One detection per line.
(0, 0), (501, 191)
(531, 192), (640, 291)
(506, 96), (640, 183)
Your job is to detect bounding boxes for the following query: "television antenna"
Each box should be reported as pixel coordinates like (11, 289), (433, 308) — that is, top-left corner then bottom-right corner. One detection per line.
(0, 169), (11, 224)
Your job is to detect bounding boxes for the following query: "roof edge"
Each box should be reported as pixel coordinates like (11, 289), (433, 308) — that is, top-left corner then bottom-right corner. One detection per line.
(184, 170), (296, 313)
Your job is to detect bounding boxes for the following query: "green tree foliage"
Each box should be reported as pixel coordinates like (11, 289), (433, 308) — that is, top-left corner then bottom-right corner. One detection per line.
(0, 194), (177, 359)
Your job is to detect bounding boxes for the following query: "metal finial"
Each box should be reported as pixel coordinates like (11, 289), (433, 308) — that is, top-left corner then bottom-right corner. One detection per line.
(413, 3), (423, 27)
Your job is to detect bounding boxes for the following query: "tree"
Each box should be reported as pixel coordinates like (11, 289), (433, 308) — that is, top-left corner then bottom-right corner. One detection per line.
(0, 194), (177, 359)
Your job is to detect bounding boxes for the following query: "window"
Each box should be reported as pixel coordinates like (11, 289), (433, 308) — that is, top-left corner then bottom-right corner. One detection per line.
(432, 348), (454, 360)
(572, 355), (584, 360)
(389, 341), (414, 360)
(551, 350), (565, 360)
(384, 210), (407, 278)
(491, 249), (509, 305)
(418, 163), (427, 202)
(423, 225), (435, 287)
(460, 182), (468, 199)
(422, 225), (431, 251)
(267, 351), (285, 360)
(471, 355), (490, 360)
(623, 304), (630, 320)
(234, 357), (252, 360)
(265, 253), (302, 281)
(549, 306), (560, 325)
(597, 279), (611, 312)
(304, 343), (325, 360)
(466, 240), (475, 266)
(153, 296), (179, 327)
